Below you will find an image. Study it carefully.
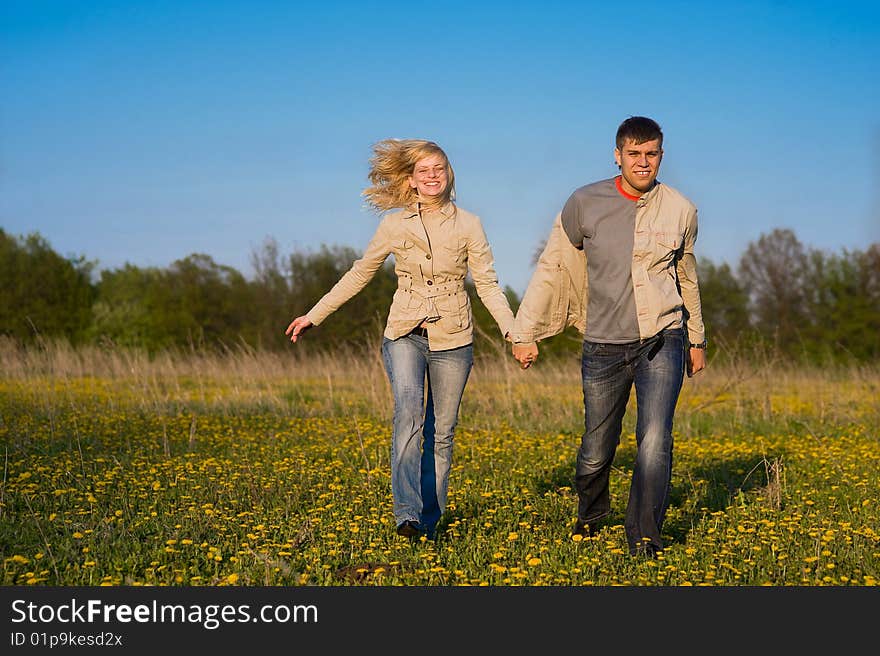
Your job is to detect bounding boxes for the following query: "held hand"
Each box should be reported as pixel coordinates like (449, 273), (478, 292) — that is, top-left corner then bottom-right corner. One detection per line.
(285, 316), (313, 343)
(512, 342), (538, 370)
(686, 347), (706, 377)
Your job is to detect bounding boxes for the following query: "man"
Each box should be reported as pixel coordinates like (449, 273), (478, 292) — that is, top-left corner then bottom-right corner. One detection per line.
(511, 116), (707, 557)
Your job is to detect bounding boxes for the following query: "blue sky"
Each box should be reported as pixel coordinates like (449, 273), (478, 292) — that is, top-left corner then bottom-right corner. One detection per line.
(2, 0), (878, 296)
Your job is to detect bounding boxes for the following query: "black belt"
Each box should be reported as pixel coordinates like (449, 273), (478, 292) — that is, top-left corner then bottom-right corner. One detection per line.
(410, 326), (429, 338)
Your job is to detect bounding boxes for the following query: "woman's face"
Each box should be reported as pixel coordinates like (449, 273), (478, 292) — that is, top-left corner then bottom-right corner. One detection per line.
(409, 153), (448, 199)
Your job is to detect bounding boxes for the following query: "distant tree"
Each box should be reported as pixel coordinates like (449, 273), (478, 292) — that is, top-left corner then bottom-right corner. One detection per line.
(89, 264), (170, 350)
(285, 245), (397, 353)
(696, 258), (751, 349)
(864, 243), (880, 305)
(248, 237), (294, 349)
(0, 229), (95, 342)
(801, 245), (880, 361)
(5, 224), (874, 363)
(91, 255), (255, 352)
(467, 281), (523, 359)
(738, 228), (810, 354)
(162, 253), (255, 349)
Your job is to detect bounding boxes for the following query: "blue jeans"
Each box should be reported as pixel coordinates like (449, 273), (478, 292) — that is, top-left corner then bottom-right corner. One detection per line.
(575, 328), (685, 554)
(381, 333), (473, 534)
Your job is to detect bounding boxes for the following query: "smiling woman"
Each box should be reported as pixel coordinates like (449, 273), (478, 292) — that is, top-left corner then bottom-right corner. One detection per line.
(283, 138), (514, 540)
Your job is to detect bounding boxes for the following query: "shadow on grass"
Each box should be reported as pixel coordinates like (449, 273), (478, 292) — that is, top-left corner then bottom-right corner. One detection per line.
(664, 453), (789, 546)
(528, 447), (789, 550)
(433, 437), (788, 554)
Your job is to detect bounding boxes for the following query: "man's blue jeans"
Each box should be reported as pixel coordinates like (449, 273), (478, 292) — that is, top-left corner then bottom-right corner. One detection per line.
(575, 328), (685, 554)
(382, 333), (473, 534)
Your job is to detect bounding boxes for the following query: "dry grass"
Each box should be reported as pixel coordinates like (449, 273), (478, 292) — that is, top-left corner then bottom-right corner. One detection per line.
(2, 336), (876, 435)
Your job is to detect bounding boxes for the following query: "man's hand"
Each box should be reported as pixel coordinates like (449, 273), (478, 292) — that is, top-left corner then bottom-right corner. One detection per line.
(285, 316), (313, 343)
(512, 342), (538, 369)
(686, 347), (706, 377)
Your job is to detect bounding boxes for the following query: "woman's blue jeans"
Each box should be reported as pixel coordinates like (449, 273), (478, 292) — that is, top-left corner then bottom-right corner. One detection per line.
(575, 328), (685, 554)
(381, 333), (473, 534)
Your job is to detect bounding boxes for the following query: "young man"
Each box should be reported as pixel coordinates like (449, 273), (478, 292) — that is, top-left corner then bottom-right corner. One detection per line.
(511, 116), (707, 557)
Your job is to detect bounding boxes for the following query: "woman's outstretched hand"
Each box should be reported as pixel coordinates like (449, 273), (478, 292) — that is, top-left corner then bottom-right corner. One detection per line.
(285, 316), (313, 343)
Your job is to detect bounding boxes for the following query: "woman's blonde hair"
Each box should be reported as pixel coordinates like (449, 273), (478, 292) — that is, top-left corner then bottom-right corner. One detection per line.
(363, 138), (455, 212)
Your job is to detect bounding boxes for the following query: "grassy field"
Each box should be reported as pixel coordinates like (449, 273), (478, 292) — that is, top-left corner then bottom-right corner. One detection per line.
(1, 337), (878, 586)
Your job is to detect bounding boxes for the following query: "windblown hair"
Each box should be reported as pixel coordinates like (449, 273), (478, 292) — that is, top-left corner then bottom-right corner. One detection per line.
(363, 139), (455, 212)
(615, 116), (663, 149)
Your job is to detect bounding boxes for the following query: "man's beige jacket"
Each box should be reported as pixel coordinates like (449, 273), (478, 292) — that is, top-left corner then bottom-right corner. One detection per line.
(512, 182), (706, 347)
(306, 203), (514, 351)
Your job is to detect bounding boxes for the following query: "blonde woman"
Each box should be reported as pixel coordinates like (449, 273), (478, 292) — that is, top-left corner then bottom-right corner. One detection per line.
(286, 139), (514, 539)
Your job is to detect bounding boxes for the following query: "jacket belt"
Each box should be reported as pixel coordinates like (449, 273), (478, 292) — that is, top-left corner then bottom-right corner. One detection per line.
(398, 278), (466, 297)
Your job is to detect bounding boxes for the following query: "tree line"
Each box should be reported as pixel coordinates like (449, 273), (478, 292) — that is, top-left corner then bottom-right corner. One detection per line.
(1, 227), (878, 363)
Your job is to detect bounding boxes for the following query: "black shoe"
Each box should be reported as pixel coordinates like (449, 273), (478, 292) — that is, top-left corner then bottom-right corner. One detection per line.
(572, 521), (599, 538)
(631, 543), (662, 559)
(396, 520), (421, 538)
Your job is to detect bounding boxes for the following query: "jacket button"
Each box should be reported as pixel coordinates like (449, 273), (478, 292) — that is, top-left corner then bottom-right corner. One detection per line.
(426, 254), (431, 260)
(427, 280), (433, 285)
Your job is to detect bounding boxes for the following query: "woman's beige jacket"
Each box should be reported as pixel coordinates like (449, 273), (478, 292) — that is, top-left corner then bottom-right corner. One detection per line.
(306, 203), (514, 351)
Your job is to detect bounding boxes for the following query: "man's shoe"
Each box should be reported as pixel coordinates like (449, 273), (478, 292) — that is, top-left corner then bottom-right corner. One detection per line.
(396, 520), (421, 538)
(632, 543), (661, 559)
(571, 521), (599, 538)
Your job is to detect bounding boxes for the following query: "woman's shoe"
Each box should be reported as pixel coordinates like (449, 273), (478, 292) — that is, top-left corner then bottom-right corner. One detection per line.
(396, 520), (421, 538)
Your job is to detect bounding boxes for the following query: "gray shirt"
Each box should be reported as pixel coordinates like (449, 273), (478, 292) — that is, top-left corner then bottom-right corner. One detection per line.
(560, 177), (640, 343)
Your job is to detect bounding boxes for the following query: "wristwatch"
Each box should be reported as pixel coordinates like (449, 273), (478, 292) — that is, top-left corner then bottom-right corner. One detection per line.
(689, 340), (708, 349)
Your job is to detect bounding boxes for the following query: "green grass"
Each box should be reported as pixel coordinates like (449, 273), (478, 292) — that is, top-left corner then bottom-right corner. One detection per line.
(1, 341), (878, 586)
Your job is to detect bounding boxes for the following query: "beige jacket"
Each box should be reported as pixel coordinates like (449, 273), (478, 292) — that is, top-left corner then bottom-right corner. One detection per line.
(306, 203), (514, 351)
(512, 181), (706, 346)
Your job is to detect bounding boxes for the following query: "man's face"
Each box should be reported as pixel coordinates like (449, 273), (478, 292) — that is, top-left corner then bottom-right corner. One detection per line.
(614, 138), (663, 196)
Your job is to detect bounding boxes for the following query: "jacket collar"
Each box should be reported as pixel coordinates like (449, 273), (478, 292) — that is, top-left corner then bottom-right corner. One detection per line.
(637, 180), (663, 208)
(402, 202), (456, 224)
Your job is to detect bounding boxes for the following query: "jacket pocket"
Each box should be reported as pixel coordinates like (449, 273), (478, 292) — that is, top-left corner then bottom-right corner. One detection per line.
(394, 239), (415, 261)
(442, 238), (466, 266)
(391, 287), (416, 311)
(650, 232), (682, 267)
(435, 290), (471, 334)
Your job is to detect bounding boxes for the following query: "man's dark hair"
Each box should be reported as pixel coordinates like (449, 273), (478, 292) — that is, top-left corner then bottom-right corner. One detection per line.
(616, 116), (663, 149)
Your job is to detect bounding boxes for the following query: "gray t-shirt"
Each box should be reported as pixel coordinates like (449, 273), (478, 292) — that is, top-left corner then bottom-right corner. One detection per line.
(560, 177), (640, 343)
